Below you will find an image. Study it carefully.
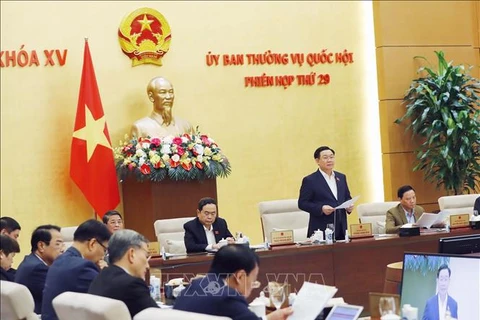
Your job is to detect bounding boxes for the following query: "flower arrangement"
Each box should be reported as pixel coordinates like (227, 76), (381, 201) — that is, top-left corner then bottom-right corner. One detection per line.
(114, 128), (231, 182)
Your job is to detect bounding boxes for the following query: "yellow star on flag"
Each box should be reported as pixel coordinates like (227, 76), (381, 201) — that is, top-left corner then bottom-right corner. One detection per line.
(73, 104), (112, 162)
(138, 14), (153, 32)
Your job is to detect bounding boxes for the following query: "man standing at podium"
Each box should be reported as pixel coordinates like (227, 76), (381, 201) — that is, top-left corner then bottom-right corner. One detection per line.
(298, 146), (353, 240)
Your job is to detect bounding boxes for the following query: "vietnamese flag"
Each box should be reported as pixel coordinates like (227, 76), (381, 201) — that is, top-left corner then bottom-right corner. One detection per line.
(70, 40), (120, 218)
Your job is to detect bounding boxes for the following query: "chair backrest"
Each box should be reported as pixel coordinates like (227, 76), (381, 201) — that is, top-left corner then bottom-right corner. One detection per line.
(357, 201), (400, 234)
(0, 280), (39, 320)
(52, 291), (130, 320)
(61, 226), (78, 249)
(154, 217), (195, 254)
(133, 308), (232, 320)
(438, 194), (480, 216)
(258, 199), (310, 242)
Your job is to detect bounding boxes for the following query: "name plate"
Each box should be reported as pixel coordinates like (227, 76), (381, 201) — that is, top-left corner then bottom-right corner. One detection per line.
(148, 241), (160, 256)
(449, 214), (470, 228)
(349, 223), (373, 238)
(270, 230), (294, 246)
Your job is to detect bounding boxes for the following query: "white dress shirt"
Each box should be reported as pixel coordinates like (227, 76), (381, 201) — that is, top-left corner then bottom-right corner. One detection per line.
(438, 294), (449, 320)
(319, 169), (337, 200)
(204, 225), (217, 251)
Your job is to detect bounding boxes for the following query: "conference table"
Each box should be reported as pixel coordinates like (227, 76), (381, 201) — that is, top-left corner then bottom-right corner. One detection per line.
(149, 227), (480, 314)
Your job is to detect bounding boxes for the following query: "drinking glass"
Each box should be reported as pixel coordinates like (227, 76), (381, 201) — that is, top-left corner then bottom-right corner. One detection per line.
(268, 283), (286, 310)
(379, 297), (396, 315)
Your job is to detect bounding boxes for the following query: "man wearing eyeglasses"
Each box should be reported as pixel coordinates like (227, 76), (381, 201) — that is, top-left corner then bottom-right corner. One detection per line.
(41, 219), (110, 320)
(184, 197), (235, 253)
(298, 146), (354, 241)
(89, 229), (158, 317)
(15, 225), (64, 313)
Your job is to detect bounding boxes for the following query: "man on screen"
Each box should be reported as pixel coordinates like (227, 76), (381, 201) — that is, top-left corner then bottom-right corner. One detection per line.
(422, 264), (458, 320)
(298, 146), (354, 240)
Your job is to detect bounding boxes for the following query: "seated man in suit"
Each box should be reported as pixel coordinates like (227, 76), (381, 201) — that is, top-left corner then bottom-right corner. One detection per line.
(15, 225), (64, 313)
(174, 244), (293, 320)
(0, 234), (20, 281)
(422, 264), (458, 320)
(88, 229), (158, 317)
(184, 197), (235, 253)
(41, 219), (110, 320)
(298, 146), (354, 240)
(102, 210), (124, 234)
(386, 185), (425, 234)
(0, 217), (21, 278)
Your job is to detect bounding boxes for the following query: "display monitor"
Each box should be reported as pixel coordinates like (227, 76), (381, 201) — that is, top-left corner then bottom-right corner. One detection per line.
(400, 252), (480, 320)
(439, 234), (480, 254)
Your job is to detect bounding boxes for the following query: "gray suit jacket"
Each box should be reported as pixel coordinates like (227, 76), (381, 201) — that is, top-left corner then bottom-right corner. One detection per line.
(385, 204), (424, 234)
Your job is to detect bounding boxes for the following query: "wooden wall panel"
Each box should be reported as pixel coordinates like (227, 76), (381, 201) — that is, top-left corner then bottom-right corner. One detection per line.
(377, 47), (479, 100)
(475, 1), (480, 48)
(373, 1), (475, 47)
(379, 100), (419, 154)
(382, 153), (446, 204)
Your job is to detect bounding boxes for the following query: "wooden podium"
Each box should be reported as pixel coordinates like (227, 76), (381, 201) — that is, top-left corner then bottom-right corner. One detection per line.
(121, 176), (217, 241)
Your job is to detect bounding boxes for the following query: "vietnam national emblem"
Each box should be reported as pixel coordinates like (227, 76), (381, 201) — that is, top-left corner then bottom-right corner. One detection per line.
(118, 7), (171, 66)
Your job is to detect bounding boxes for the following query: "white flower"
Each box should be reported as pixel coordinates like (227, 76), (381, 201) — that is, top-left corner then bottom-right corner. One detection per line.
(163, 136), (174, 144)
(194, 144), (204, 156)
(136, 149), (146, 158)
(142, 142), (150, 149)
(181, 136), (189, 143)
(139, 157), (145, 166)
(160, 144), (172, 154)
(195, 137), (202, 144)
(148, 151), (156, 157)
(171, 154), (180, 162)
(161, 154), (170, 162)
(196, 155), (203, 162)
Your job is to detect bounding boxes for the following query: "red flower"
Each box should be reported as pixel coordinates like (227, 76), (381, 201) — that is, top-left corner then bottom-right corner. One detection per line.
(182, 133), (192, 140)
(181, 162), (193, 171)
(177, 147), (185, 156)
(201, 135), (211, 146)
(170, 159), (180, 168)
(195, 162), (203, 169)
(140, 164), (151, 175)
(153, 162), (162, 169)
(151, 138), (161, 146)
(172, 137), (183, 145)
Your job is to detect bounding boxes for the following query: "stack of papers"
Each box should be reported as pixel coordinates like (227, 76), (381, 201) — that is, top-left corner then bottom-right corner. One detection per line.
(416, 211), (448, 228)
(289, 282), (338, 320)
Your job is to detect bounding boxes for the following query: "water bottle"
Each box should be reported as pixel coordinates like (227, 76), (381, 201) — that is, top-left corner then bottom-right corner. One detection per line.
(325, 228), (333, 244)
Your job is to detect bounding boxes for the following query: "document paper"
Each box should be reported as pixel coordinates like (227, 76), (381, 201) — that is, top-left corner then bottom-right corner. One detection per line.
(416, 211), (449, 228)
(335, 195), (360, 210)
(288, 282), (338, 320)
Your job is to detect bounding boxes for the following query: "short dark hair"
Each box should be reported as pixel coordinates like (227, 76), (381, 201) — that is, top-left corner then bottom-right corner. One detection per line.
(209, 244), (260, 279)
(30, 225), (61, 253)
(102, 211), (123, 224)
(73, 219), (111, 243)
(108, 229), (148, 264)
(437, 264), (451, 278)
(198, 197), (217, 211)
(0, 217), (21, 233)
(397, 185), (415, 199)
(0, 234), (20, 255)
(314, 146), (335, 159)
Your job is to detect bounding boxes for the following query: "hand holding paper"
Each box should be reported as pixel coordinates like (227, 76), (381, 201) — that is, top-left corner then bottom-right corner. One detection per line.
(335, 195), (360, 210)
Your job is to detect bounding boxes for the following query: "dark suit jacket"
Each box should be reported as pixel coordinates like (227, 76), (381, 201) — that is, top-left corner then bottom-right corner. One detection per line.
(174, 274), (260, 320)
(15, 253), (49, 313)
(475, 196), (480, 213)
(385, 204), (424, 234)
(184, 217), (233, 253)
(41, 246), (99, 320)
(422, 294), (458, 320)
(1, 268), (14, 281)
(88, 265), (158, 317)
(298, 170), (352, 239)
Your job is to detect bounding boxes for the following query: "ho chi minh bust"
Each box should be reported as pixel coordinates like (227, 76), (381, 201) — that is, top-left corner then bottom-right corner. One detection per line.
(131, 77), (193, 138)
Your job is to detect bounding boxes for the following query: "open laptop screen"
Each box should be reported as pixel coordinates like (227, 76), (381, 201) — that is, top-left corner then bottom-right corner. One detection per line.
(325, 304), (363, 320)
(400, 252), (480, 320)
